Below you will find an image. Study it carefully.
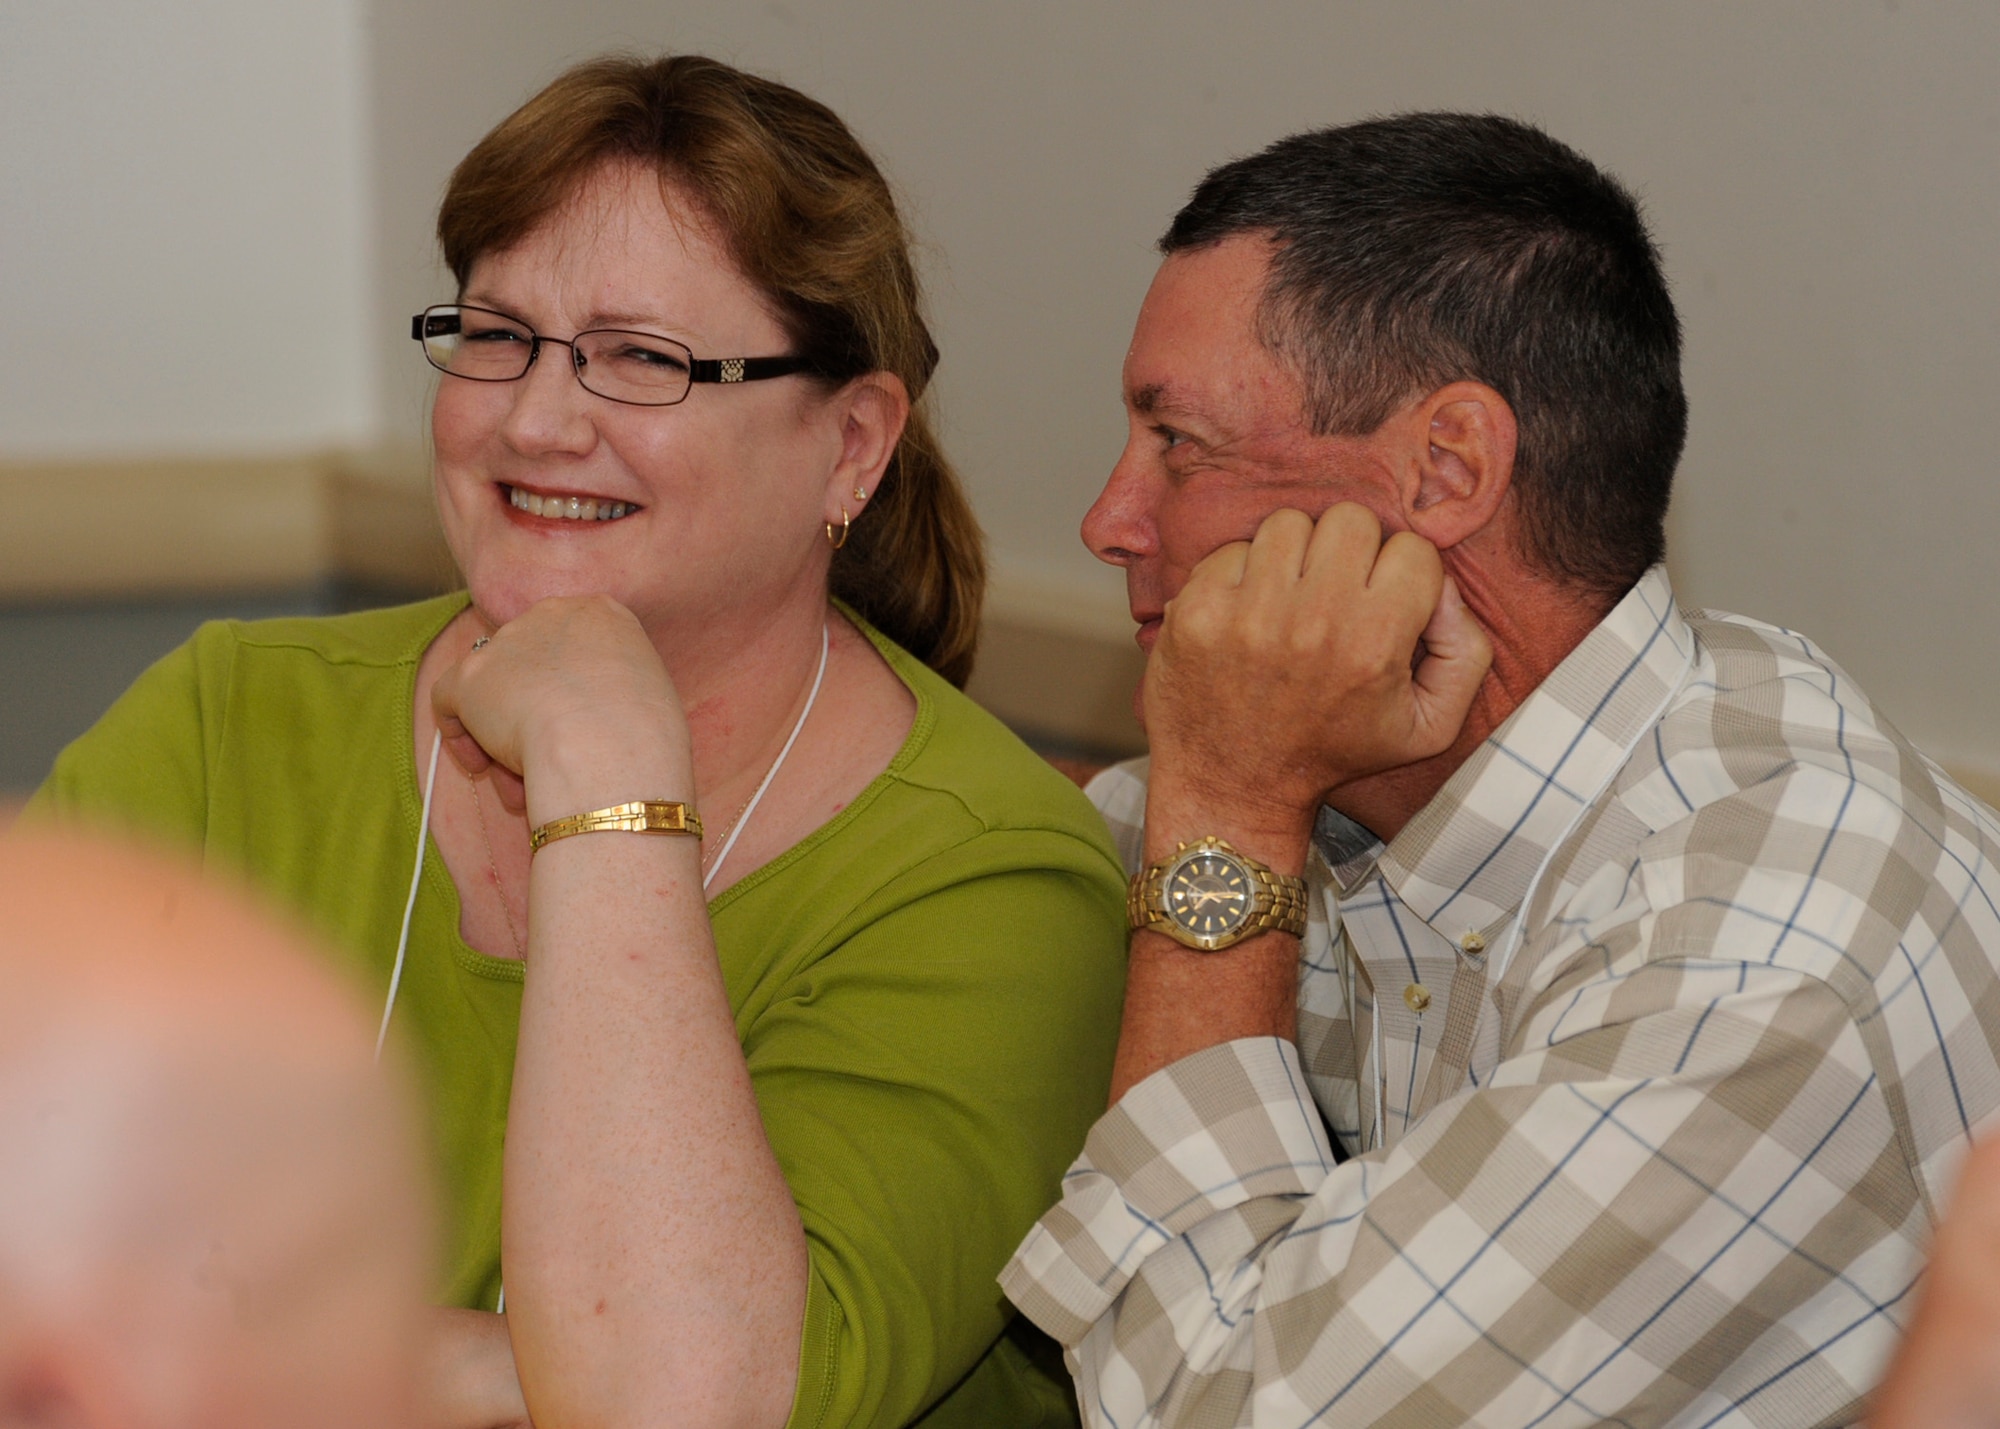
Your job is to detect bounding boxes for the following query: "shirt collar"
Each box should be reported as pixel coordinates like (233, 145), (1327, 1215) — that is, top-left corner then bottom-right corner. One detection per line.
(1367, 565), (1694, 936)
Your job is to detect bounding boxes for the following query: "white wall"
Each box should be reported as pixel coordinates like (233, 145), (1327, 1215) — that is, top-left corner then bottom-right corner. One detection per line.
(363, 0), (2000, 772)
(6, 1), (1998, 776)
(0, 0), (375, 458)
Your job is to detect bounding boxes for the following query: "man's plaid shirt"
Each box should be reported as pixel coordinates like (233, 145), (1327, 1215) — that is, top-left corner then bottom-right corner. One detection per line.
(1002, 566), (2000, 1427)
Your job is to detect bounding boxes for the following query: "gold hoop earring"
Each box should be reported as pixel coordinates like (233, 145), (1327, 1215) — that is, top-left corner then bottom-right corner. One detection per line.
(825, 507), (851, 551)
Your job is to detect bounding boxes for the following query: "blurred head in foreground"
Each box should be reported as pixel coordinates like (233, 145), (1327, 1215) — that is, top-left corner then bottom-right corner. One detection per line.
(0, 832), (431, 1429)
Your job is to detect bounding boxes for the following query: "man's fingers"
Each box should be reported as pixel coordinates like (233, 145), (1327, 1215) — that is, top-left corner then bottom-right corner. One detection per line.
(1301, 503), (1386, 589)
(1417, 573), (1487, 664)
(1165, 540), (1252, 649)
(1239, 508), (1314, 596)
(1180, 537), (1252, 597)
(1369, 530), (1447, 625)
(1408, 575), (1492, 753)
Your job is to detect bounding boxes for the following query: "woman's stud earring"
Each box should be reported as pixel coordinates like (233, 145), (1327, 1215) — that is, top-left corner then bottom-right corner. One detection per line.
(853, 484), (868, 502)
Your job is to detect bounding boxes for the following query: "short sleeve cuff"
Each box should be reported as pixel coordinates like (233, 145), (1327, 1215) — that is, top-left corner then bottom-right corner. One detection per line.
(1001, 1036), (1335, 1343)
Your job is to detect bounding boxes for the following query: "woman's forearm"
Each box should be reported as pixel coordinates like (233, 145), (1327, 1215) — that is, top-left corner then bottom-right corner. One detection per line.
(505, 748), (806, 1428)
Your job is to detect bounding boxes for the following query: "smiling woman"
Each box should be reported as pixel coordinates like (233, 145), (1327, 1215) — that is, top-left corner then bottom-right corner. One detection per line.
(29, 54), (1126, 1429)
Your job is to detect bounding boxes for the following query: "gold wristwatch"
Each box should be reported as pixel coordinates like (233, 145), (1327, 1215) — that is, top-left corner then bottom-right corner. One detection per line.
(1127, 836), (1309, 952)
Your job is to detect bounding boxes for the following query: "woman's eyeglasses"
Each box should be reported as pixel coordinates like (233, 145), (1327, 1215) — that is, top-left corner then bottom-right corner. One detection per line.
(411, 304), (814, 407)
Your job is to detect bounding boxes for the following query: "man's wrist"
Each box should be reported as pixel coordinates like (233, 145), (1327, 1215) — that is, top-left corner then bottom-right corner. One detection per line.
(1142, 778), (1315, 876)
(1110, 929), (1300, 1102)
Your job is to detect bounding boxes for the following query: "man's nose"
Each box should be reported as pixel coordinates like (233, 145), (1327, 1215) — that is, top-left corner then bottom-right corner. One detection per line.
(1081, 444), (1159, 568)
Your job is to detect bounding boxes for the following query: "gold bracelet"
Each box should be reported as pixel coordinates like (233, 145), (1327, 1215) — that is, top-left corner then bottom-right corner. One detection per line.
(528, 800), (703, 854)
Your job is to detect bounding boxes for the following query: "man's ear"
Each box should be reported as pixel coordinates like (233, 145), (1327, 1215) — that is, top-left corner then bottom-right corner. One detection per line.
(1390, 381), (1516, 550)
(822, 372), (911, 525)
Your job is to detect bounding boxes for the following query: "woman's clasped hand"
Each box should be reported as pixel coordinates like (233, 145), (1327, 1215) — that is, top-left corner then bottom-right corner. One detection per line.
(430, 596), (692, 825)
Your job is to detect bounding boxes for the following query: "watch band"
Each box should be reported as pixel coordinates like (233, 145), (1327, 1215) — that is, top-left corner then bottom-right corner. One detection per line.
(528, 800), (703, 854)
(1127, 837), (1309, 949)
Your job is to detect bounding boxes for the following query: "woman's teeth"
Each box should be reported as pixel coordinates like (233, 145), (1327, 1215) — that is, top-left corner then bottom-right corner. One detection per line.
(506, 486), (635, 521)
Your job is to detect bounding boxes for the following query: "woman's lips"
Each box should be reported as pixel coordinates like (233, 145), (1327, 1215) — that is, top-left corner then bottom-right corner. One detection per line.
(500, 483), (640, 523)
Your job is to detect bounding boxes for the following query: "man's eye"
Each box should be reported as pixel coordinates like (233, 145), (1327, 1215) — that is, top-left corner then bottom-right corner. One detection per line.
(1156, 426), (1189, 451)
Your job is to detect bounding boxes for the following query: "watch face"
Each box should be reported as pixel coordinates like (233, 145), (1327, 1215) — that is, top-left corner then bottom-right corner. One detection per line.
(1165, 849), (1253, 943)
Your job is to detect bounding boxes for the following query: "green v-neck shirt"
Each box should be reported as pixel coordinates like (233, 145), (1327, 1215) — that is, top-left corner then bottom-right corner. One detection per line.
(32, 594), (1127, 1428)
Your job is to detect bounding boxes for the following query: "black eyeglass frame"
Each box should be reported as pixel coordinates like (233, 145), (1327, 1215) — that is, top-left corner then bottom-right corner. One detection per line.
(410, 304), (817, 407)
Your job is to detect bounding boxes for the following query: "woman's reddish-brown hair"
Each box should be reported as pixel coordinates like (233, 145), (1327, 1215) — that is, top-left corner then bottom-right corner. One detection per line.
(437, 54), (984, 685)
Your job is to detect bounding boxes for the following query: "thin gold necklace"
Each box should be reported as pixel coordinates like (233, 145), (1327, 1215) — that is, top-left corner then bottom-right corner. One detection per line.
(469, 773), (526, 959)
(700, 790), (758, 880)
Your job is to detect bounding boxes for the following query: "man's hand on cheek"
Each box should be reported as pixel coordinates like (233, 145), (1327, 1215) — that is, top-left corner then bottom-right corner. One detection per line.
(1140, 503), (1492, 871)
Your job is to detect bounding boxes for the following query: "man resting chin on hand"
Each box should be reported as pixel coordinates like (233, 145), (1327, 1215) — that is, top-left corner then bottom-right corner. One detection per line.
(1001, 112), (2000, 1429)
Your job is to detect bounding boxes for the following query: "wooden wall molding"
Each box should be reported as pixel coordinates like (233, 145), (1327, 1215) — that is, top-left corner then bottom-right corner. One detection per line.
(5, 452), (1996, 783)
(0, 449), (454, 601)
(326, 449), (461, 595)
(964, 615), (1146, 758)
(0, 454), (334, 600)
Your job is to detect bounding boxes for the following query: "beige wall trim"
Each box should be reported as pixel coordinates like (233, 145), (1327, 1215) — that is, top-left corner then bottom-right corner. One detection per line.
(1948, 764), (2000, 815)
(0, 451), (454, 601)
(0, 448), (1149, 747)
(1, 455), (332, 601)
(966, 616), (1146, 758)
(327, 450), (461, 595)
(8, 453), (1995, 789)
(970, 561), (1147, 757)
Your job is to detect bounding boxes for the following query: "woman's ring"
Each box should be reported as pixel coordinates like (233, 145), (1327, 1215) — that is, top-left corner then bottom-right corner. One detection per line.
(470, 636), (491, 652)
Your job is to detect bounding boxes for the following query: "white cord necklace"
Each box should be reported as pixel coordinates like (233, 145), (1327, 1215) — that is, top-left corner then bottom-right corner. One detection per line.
(377, 730), (442, 1062)
(703, 620), (829, 893)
